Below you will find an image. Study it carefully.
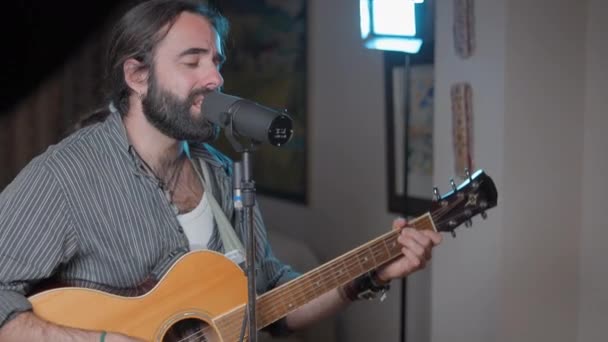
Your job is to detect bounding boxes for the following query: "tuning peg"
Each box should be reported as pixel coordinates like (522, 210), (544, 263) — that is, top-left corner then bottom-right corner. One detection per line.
(433, 187), (441, 201)
(465, 168), (480, 189)
(464, 219), (473, 227)
(481, 211), (488, 220)
(450, 231), (457, 238)
(450, 179), (457, 191)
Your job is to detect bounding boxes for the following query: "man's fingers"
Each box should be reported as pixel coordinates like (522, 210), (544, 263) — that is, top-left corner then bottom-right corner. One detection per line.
(392, 217), (408, 231)
(401, 248), (425, 269)
(403, 235), (426, 256)
(402, 228), (432, 247)
(422, 230), (443, 245)
(399, 228), (437, 260)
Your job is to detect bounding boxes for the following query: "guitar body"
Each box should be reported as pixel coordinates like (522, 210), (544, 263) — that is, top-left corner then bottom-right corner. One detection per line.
(29, 250), (247, 341)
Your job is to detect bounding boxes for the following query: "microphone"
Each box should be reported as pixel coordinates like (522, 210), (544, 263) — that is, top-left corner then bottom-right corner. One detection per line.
(201, 91), (293, 146)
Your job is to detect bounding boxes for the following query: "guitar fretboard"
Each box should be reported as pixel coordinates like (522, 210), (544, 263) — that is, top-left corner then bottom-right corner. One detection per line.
(215, 213), (436, 334)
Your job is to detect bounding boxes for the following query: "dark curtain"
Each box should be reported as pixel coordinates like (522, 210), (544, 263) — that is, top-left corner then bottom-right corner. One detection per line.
(0, 38), (106, 189)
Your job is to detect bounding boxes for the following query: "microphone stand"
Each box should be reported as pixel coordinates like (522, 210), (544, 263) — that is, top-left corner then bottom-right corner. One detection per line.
(223, 120), (260, 342)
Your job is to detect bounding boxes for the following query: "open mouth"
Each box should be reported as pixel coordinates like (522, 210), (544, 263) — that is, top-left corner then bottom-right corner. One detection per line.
(192, 95), (204, 110)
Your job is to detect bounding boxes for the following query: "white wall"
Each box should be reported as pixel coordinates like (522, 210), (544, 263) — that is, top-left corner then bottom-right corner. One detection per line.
(500, 1), (585, 341)
(578, 0), (608, 341)
(432, 0), (506, 341)
(433, 0), (597, 342)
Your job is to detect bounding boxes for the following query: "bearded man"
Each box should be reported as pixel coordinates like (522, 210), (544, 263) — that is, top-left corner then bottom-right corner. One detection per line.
(0, 1), (441, 341)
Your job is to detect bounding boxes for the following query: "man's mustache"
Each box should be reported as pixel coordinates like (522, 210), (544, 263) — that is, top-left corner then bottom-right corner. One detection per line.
(187, 88), (213, 103)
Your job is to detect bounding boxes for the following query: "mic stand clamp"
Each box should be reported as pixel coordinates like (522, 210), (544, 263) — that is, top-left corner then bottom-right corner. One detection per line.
(222, 116), (260, 342)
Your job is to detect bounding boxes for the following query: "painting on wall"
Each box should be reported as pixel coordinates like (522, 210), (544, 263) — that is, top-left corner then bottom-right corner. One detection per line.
(392, 64), (434, 199)
(209, 0), (308, 203)
(384, 50), (434, 216)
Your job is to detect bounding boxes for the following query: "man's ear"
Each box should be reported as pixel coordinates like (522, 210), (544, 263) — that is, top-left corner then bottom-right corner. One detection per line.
(123, 58), (149, 97)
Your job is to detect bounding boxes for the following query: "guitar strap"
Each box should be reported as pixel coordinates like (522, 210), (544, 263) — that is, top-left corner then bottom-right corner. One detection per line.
(195, 158), (246, 259)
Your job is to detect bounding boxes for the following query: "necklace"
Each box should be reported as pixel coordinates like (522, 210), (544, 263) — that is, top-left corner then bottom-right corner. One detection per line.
(162, 157), (187, 203)
(131, 146), (187, 203)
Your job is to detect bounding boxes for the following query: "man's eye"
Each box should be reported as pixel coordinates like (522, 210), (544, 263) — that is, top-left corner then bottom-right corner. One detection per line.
(184, 62), (199, 68)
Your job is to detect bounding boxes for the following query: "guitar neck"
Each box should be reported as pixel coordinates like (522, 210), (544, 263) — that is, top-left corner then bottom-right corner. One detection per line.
(255, 212), (436, 329)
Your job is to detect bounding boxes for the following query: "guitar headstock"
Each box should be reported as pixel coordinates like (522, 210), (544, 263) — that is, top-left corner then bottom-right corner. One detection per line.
(430, 169), (498, 236)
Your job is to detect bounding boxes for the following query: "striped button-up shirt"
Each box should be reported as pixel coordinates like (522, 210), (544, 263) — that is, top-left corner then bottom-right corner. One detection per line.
(0, 109), (298, 332)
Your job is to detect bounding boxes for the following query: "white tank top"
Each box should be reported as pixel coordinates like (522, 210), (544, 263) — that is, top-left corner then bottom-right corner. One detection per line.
(176, 192), (214, 250)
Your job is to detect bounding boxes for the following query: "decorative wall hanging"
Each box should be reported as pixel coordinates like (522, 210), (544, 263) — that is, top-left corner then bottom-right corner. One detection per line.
(453, 0), (475, 58)
(451, 82), (474, 179)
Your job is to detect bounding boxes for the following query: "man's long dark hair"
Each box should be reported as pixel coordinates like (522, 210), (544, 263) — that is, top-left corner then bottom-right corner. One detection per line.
(104, 0), (229, 117)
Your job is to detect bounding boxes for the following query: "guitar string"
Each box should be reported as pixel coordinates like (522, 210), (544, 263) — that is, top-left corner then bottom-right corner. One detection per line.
(209, 229), (425, 337)
(177, 232), (430, 340)
(173, 234), (403, 341)
(227, 218), (439, 330)
(241, 208), (466, 329)
(213, 202), (471, 339)
(430, 197), (467, 229)
(251, 233), (403, 315)
(174, 216), (446, 341)
(178, 218), (444, 341)
(175, 230), (432, 341)
(214, 216), (439, 335)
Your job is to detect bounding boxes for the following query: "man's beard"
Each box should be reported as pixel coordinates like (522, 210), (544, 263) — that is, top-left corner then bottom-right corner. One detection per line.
(141, 73), (218, 142)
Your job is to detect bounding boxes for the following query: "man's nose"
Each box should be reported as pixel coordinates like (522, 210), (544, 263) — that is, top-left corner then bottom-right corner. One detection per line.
(203, 68), (224, 91)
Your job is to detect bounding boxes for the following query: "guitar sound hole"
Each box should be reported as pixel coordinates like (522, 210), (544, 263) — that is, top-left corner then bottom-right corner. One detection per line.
(162, 318), (214, 342)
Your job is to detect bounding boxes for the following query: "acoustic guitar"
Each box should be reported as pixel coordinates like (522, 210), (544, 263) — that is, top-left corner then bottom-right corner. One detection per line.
(29, 169), (497, 341)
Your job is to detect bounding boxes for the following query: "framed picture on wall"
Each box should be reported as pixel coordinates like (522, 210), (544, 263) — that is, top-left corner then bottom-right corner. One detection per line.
(384, 49), (434, 216)
(209, 0), (308, 203)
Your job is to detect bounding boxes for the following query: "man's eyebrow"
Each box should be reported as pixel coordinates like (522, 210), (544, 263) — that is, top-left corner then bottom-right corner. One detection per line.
(178, 47), (209, 58)
(178, 47), (226, 65)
